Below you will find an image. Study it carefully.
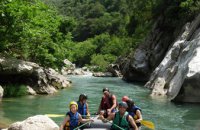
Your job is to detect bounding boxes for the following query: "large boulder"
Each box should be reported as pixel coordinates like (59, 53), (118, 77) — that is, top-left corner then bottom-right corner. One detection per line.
(0, 57), (39, 75)
(61, 59), (75, 75)
(7, 115), (59, 130)
(145, 14), (200, 102)
(0, 57), (71, 95)
(107, 64), (122, 77)
(63, 59), (75, 69)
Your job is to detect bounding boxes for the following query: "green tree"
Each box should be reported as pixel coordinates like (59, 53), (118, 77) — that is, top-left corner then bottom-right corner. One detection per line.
(73, 40), (97, 66)
(0, 0), (68, 68)
(90, 54), (116, 72)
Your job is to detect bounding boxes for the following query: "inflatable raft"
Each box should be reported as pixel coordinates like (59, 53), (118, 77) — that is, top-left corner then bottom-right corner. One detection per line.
(80, 116), (111, 130)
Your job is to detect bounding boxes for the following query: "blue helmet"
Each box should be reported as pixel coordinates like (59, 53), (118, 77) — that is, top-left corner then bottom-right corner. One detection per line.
(118, 101), (128, 108)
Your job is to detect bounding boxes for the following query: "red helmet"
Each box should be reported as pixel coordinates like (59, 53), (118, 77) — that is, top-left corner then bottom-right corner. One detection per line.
(122, 96), (129, 102)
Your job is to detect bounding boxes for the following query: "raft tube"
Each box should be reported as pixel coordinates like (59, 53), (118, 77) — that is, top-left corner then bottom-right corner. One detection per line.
(81, 116), (111, 130)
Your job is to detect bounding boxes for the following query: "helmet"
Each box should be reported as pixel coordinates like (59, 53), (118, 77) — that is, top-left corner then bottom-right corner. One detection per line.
(122, 96), (129, 102)
(118, 101), (128, 108)
(102, 88), (109, 92)
(79, 93), (88, 101)
(69, 101), (78, 109)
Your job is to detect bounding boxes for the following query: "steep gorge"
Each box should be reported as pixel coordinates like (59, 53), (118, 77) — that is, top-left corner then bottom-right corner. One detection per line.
(120, 10), (200, 102)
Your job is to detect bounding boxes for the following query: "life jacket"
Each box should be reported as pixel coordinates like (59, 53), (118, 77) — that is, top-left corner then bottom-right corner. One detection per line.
(128, 105), (141, 127)
(100, 94), (114, 110)
(65, 111), (79, 130)
(77, 101), (87, 117)
(111, 111), (130, 130)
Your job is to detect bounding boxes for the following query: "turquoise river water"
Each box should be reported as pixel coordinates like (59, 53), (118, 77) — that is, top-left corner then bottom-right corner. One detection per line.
(0, 75), (200, 130)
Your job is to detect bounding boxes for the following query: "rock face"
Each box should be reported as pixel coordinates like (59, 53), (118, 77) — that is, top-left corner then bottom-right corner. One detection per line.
(0, 57), (71, 95)
(119, 15), (184, 82)
(7, 115), (59, 130)
(145, 14), (200, 102)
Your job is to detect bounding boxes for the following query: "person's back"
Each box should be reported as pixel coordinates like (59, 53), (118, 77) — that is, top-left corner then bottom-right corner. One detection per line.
(122, 96), (143, 128)
(128, 102), (142, 127)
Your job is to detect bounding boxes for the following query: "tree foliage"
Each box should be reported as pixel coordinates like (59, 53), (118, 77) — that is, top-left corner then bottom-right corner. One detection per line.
(1, 0), (199, 71)
(0, 0), (66, 68)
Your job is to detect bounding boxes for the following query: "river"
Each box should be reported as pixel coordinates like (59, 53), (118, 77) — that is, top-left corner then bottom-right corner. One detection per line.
(0, 75), (200, 130)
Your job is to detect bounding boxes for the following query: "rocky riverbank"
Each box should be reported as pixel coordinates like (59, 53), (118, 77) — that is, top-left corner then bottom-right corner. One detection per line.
(61, 60), (122, 77)
(0, 56), (71, 98)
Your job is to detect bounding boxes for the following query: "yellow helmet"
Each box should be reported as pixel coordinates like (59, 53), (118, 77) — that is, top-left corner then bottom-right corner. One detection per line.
(69, 101), (78, 109)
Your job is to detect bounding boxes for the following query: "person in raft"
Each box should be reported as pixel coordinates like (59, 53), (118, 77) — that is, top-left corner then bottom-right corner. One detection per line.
(99, 101), (138, 130)
(97, 87), (117, 118)
(122, 96), (143, 129)
(77, 93), (90, 118)
(59, 101), (93, 130)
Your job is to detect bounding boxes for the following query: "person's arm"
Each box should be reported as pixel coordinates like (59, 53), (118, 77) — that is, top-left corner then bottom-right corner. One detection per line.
(59, 115), (70, 130)
(99, 113), (114, 123)
(128, 115), (138, 130)
(107, 95), (117, 114)
(79, 114), (93, 123)
(135, 109), (142, 123)
(86, 103), (90, 118)
(86, 103), (90, 117)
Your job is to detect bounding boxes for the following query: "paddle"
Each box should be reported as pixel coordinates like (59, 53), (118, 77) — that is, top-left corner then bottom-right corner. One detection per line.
(73, 121), (91, 130)
(45, 114), (65, 117)
(141, 120), (155, 130)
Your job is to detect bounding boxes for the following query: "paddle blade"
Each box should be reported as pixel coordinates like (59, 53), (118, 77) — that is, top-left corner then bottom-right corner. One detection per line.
(45, 114), (65, 118)
(141, 120), (155, 130)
